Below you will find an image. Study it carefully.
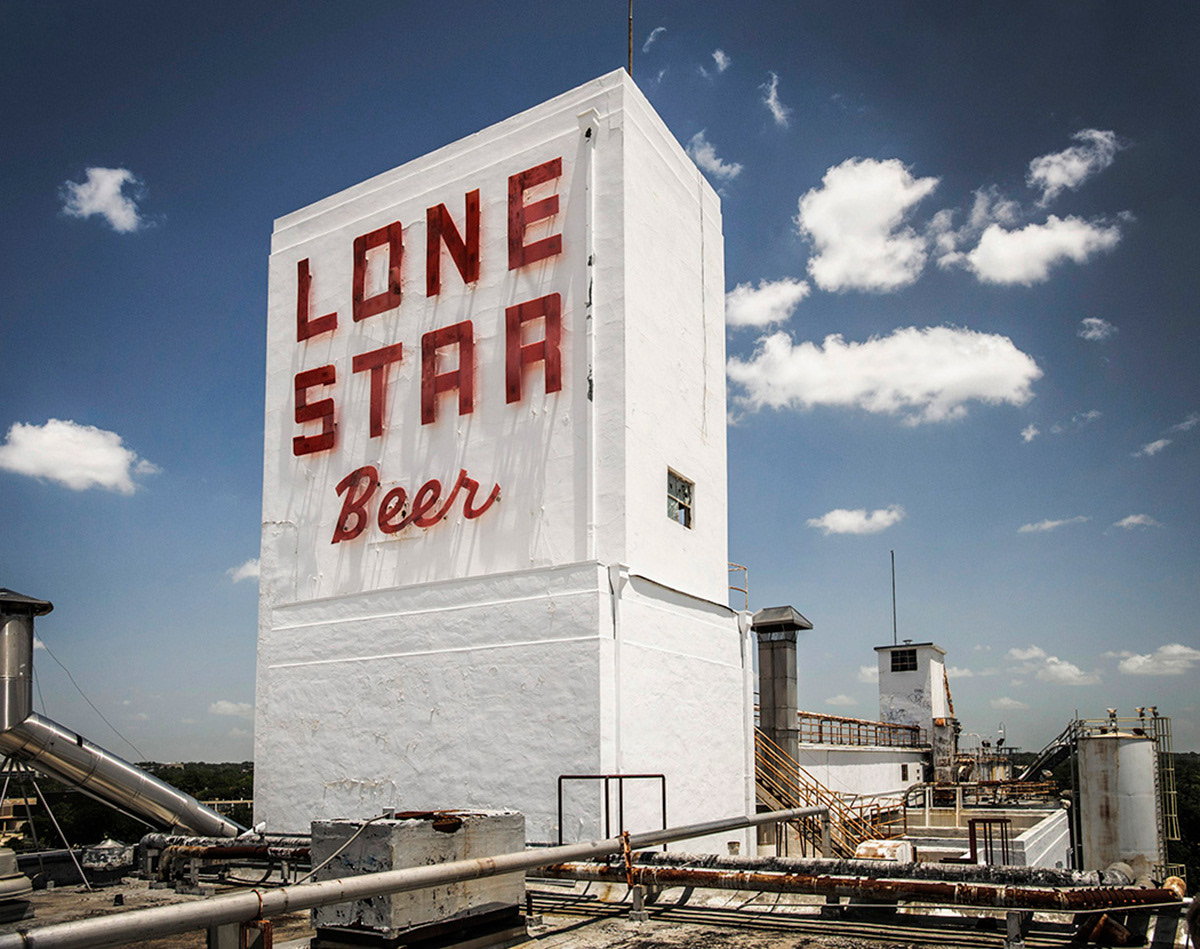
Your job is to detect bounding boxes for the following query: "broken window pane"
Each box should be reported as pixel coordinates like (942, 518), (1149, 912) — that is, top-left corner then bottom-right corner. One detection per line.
(667, 470), (694, 528)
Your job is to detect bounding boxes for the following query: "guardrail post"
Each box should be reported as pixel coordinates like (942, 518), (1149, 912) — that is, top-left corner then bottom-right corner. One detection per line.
(206, 923), (237, 949)
(629, 884), (649, 922)
(1004, 909), (1029, 948)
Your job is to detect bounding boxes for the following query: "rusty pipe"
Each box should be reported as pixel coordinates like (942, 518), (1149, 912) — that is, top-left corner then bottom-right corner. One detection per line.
(537, 862), (1185, 912)
(141, 833), (310, 855)
(578, 850), (1121, 889)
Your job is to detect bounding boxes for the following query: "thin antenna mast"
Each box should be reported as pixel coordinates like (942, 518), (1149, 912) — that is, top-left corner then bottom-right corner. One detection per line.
(627, 0), (633, 76)
(891, 549), (898, 646)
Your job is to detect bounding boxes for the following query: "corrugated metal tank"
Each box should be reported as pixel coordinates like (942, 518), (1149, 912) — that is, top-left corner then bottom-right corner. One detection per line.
(1078, 733), (1160, 870)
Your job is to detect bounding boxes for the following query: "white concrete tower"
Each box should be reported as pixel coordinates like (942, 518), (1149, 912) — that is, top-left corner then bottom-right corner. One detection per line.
(254, 71), (753, 846)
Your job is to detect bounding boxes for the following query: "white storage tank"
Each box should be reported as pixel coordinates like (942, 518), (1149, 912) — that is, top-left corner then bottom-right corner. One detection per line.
(1078, 732), (1161, 871)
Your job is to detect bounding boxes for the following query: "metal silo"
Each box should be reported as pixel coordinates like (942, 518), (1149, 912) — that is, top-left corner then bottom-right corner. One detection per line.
(1077, 731), (1162, 871)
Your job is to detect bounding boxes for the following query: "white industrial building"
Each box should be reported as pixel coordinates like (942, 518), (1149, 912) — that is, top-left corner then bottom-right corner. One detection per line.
(255, 69), (753, 848)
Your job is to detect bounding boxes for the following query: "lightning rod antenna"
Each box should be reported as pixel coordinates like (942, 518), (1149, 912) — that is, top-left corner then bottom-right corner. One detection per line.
(627, 0), (633, 76)
(891, 549), (898, 646)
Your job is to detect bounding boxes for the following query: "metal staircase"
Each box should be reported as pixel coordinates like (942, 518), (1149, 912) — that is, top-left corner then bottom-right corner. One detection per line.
(1016, 720), (1074, 782)
(754, 727), (903, 857)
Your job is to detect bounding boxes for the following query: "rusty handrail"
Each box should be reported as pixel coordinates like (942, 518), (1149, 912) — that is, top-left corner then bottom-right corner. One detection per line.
(754, 728), (903, 857)
(796, 710), (926, 748)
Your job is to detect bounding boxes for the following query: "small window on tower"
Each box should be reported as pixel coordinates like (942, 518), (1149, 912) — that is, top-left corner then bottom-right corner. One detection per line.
(667, 470), (694, 528)
(901, 763), (909, 781)
(891, 648), (918, 672)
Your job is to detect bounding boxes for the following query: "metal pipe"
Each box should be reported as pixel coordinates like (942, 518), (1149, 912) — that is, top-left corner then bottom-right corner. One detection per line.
(0, 806), (826, 949)
(538, 862), (1185, 912)
(0, 712), (242, 837)
(0, 614), (34, 731)
(598, 850), (1114, 888)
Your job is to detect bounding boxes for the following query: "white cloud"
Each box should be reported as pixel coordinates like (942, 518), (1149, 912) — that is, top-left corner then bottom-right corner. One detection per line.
(1115, 644), (1200, 676)
(964, 215), (1121, 285)
(1021, 424), (1039, 443)
(725, 278), (810, 328)
(686, 131), (742, 181)
(807, 505), (905, 536)
(826, 694), (857, 707)
(798, 158), (939, 292)
(727, 325), (1041, 425)
(932, 188), (1022, 269)
(946, 666), (974, 678)
(59, 167), (147, 233)
(712, 49), (730, 72)
(1134, 438), (1171, 458)
(1027, 129), (1120, 205)
(209, 700), (253, 719)
(968, 187), (1022, 230)
(760, 71), (791, 127)
(857, 664), (878, 684)
(1008, 645), (1096, 684)
(0, 419), (159, 494)
(641, 26), (665, 52)
(1114, 514), (1162, 529)
(1169, 412), (1200, 433)
(1078, 317), (1117, 341)
(1017, 515), (1089, 533)
(227, 558), (260, 583)
(991, 697), (1029, 710)
(1038, 656), (1099, 686)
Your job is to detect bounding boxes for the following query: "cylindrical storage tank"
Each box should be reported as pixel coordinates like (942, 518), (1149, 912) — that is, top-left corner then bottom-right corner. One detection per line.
(1078, 733), (1161, 871)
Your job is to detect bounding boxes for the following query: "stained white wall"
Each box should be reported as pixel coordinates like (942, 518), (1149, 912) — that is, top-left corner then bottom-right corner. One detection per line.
(256, 71), (749, 846)
(876, 643), (949, 732)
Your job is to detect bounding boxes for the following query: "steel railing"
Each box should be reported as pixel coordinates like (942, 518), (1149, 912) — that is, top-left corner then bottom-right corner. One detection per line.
(796, 711), (926, 748)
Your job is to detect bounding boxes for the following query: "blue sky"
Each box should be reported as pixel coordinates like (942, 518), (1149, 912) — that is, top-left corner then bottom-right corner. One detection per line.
(2, 1), (1197, 760)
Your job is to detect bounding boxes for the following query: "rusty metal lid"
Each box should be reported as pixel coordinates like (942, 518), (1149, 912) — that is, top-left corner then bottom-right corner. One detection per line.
(0, 589), (53, 616)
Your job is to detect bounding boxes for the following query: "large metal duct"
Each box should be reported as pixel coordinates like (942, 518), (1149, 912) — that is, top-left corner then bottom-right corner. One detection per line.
(0, 589), (242, 838)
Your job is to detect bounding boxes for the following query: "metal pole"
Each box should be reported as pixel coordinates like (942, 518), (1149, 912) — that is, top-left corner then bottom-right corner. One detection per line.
(627, 0), (633, 76)
(24, 767), (90, 890)
(0, 807), (827, 949)
(891, 550), (897, 646)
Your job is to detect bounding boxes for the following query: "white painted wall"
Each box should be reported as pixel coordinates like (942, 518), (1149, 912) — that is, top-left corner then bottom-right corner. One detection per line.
(256, 71), (750, 848)
(795, 745), (926, 800)
(1014, 809), (1071, 869)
